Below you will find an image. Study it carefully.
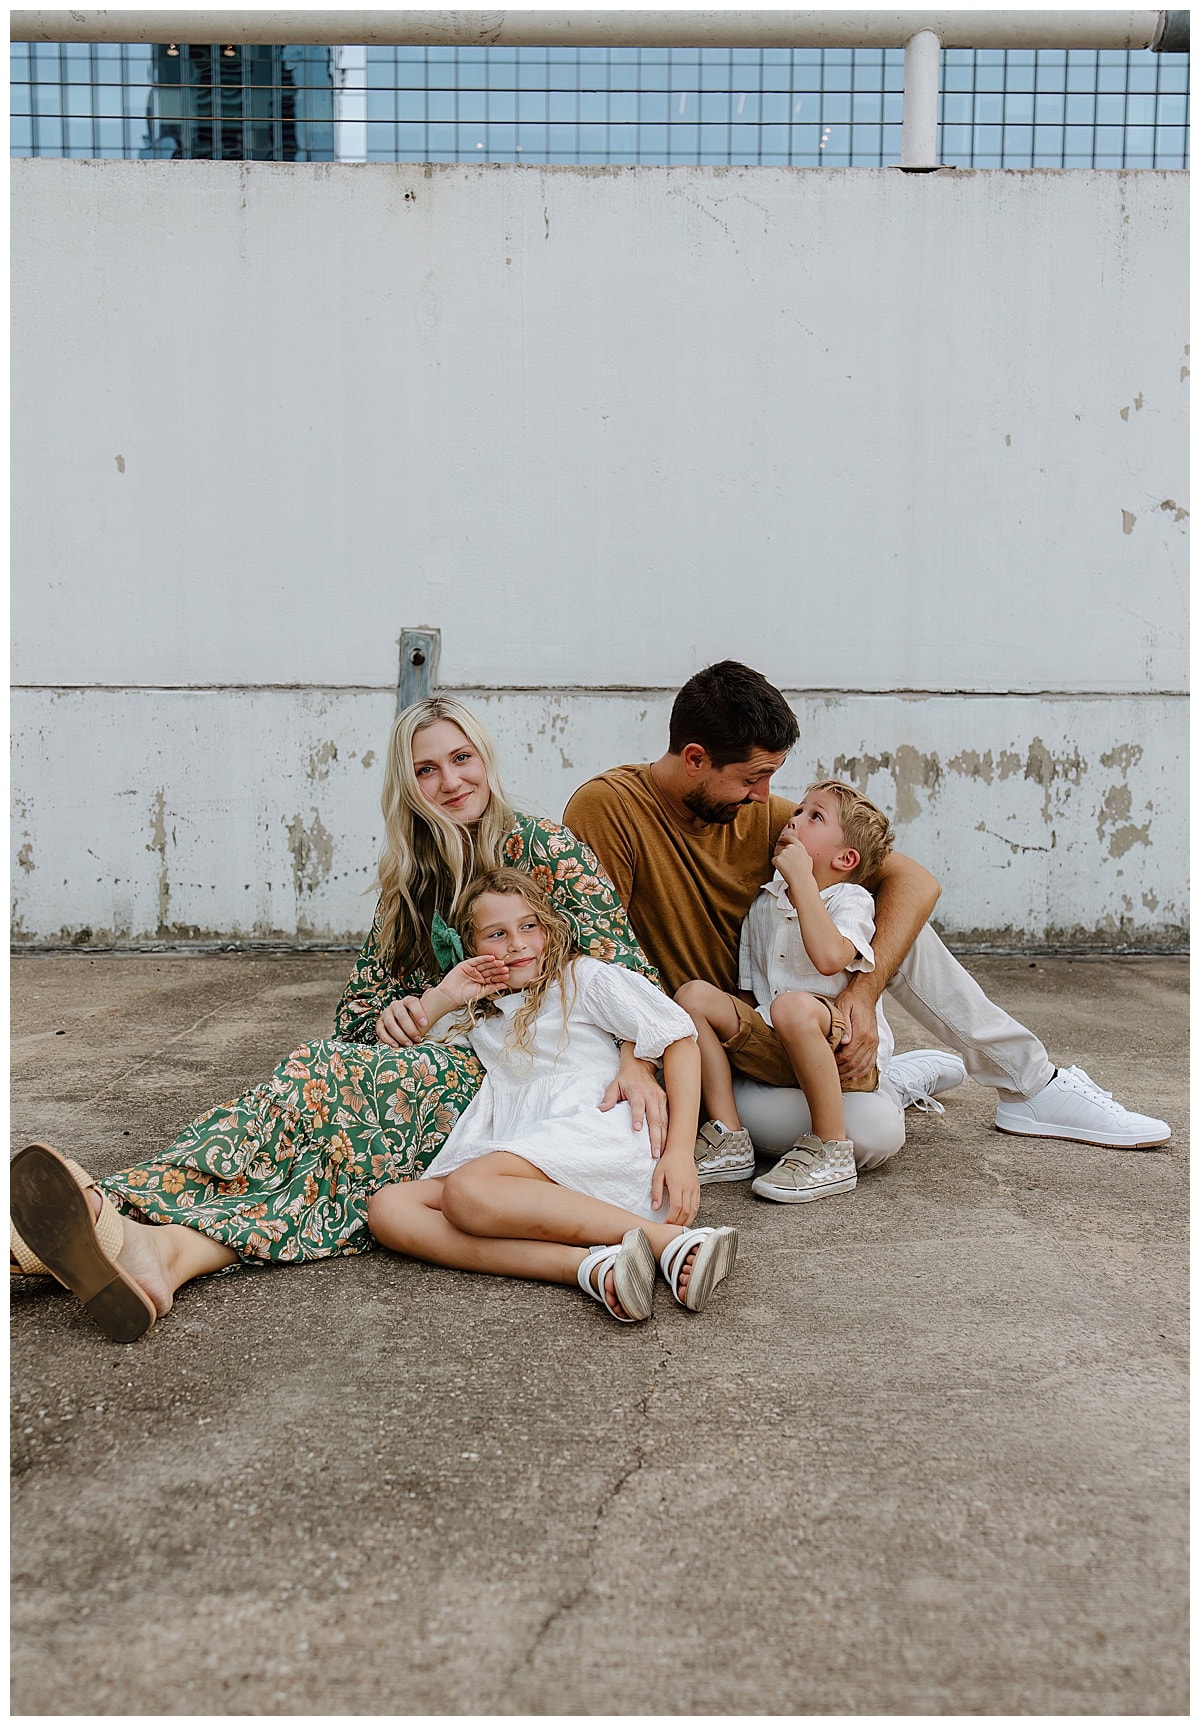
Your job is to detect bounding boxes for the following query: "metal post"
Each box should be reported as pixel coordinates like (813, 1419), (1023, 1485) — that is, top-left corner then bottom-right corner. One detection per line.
(398, 627), (441, 713)
(900, 29), (942, 170)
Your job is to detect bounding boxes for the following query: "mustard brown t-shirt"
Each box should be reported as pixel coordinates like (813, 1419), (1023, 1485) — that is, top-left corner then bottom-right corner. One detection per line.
(564, 764), (796, 997)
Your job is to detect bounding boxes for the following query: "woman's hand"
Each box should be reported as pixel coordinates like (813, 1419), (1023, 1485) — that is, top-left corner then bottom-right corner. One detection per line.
(652, 1147), (701, 1227)
(599, 1046), (669, 1155)
(375, 996), (431, 1049)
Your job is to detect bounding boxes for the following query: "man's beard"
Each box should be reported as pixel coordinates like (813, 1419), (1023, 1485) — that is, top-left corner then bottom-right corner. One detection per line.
(682, 787), (748, 826)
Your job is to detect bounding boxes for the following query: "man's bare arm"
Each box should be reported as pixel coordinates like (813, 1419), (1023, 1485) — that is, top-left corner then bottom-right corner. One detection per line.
(835, 849), (941, 1081)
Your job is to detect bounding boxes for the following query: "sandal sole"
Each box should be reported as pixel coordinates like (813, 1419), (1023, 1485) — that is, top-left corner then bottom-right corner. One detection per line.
(681, 1227), (739, 1312)
(612, 1228), (655, 1322)
(10, 1144), (156, 1343)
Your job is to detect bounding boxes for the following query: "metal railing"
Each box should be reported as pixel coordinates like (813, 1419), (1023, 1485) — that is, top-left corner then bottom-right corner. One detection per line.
(10, 40), (1189, 167)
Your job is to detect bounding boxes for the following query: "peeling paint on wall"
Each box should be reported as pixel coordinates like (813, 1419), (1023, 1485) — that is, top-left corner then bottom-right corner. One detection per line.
(1097, 782), (1152, 858)
(286, 810), (335, 896)
(307, 741), (339, 780)
(145, 788), (171, 934)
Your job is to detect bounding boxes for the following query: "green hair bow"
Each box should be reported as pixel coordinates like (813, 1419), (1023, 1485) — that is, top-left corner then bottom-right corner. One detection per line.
(430, 911), (465, 975)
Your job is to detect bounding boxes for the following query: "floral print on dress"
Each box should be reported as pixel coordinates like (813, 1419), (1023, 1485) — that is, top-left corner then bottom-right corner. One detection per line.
(101, 812), (656, 1263)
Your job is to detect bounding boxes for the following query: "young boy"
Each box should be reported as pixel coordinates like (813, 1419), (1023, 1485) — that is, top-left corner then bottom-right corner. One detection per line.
(675, 780), (897, 1204)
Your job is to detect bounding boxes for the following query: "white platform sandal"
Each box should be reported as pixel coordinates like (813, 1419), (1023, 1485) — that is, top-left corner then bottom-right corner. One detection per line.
(660, 1225), (739, 1313)
(577, 1227), (655, 1323)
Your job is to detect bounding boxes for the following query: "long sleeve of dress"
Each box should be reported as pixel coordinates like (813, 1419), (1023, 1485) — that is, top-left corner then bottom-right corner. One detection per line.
(333, 908), (437, 1044)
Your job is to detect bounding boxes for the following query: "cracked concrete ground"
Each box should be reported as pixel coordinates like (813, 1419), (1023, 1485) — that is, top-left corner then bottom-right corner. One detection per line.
(10, 951), (1188, 1715)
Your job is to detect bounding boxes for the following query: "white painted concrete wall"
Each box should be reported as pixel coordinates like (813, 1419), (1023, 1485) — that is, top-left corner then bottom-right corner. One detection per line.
(11, 162), (1188, 948)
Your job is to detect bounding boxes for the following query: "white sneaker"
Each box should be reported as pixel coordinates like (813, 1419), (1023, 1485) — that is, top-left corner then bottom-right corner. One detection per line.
(994, 1065), (1170, 1150)
(886, 1049), (967, 1113)
(694, 1119), (755, 1185)
(751, 1134), (857, 1203)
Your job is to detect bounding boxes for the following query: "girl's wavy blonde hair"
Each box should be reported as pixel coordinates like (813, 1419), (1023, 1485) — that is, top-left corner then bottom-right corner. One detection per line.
(454, 868), (578, 1060)
(375, 696), (517, 975)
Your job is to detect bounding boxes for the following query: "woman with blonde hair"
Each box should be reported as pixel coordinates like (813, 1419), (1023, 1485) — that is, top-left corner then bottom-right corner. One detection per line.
(10, 697), (659, 1342)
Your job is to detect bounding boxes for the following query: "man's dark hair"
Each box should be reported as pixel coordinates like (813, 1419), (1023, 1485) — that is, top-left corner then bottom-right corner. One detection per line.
(668, 661), (799, 768)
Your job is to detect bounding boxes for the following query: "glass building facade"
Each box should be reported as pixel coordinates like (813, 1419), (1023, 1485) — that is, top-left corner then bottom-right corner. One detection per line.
(10, 41), (1189, 169)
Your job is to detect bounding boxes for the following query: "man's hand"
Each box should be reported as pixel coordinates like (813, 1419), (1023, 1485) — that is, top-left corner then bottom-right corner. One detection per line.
(599, 1046), (669, 1156)
(651, 1148), (700, 1227)
(833, 979), (881, 1083)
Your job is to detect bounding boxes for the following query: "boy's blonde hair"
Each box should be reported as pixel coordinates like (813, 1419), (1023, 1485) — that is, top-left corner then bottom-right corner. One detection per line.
(455, 867), (577, 1059)
(804, 780), (894, 884)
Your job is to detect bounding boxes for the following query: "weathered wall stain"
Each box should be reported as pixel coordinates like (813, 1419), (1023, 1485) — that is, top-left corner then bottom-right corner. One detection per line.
(1097, 782), (1152, 858)
(1099, 742), (1144, 775)
(1023, 737), (1086, 822)
(824, 738), (1093, 828)
(286, 811), (335, 896)
(824, 745), (942, 823)
(1122, 509), (1137, 534)
(307, 741), (339, 781)
(1159, 498), (1189, 524)
(946, 748), (1024, 786)
(145, 788), (171, 935)
(17, 842), (34, 873)
(538, 704), (576, 772)
(1096, 742), (1153, 858)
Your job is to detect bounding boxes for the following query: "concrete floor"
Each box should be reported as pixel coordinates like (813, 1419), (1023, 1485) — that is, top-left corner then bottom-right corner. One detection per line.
(10, 951), (1188, 1716)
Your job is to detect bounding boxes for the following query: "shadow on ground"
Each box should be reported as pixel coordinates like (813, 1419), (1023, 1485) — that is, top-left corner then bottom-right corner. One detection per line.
(10, 952), (1189, 1715)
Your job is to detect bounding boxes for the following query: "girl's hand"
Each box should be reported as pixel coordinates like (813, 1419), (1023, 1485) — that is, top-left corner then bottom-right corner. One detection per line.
(599, 1048), (669, 1156)
(375, 996), (430, 1049)
(652, 1148), (701, 1227)
(438, 955), (510, 1009)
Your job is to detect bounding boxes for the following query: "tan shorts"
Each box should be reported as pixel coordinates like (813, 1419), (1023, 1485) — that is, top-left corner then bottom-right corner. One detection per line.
(723, 995), (878, 1094)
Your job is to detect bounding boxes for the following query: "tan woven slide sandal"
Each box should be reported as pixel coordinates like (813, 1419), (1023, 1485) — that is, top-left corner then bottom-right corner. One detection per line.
(9, 1142), (155, 1342)
(10, 1152), (104, 1277)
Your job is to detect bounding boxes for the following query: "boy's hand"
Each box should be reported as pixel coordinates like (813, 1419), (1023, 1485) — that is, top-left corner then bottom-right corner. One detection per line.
(774, 830), (814, 882)
(652, 1147), (700, 1227)
(439, 955), (510, 1008)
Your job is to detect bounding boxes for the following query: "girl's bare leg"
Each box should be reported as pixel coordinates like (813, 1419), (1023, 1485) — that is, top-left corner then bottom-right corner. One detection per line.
(439, 1153), (688, 1262)
(674, 980), (744, 1126)
(86, 1187), (237, 1316)
(769, 991), (847, 1141)
(371, 1178), (637, 1315)
(369, 1164), (706, 1315)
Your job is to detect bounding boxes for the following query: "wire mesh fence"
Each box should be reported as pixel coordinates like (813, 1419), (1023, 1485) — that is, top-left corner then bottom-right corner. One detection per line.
(10, 41), (1190, 168)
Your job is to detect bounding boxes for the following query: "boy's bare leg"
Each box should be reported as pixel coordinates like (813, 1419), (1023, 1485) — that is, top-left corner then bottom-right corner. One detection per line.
(674, 980), (744, 1125)
(769, 991), (848, 1142)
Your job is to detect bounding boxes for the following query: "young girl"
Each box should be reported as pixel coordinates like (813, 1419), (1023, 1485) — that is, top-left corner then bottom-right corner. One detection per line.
(374, 868), (739, 1323)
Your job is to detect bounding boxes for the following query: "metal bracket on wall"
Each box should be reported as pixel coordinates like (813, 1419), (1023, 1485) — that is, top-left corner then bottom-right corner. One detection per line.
(397, 628), (441, 713)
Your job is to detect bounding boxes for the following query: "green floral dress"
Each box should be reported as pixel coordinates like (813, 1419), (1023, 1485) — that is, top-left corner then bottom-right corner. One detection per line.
(100, 816), (656, 1262)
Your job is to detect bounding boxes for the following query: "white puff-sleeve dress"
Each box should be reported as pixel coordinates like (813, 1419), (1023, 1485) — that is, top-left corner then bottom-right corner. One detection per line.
(420, 957), (697, 1222)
